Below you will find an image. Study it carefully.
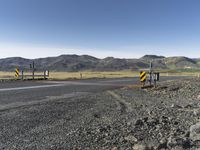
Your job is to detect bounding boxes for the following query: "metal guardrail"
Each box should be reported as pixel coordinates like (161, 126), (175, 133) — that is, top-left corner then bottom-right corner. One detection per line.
(15, 61), (49, 80)
(15, 69), (49, 80)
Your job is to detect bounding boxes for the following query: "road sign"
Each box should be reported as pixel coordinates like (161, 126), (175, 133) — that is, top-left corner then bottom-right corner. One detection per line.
(15, 68), (20, 77)
(45, 70), (49, 76)
(153, 72), (160, 81)
(140, 71), (146, 82)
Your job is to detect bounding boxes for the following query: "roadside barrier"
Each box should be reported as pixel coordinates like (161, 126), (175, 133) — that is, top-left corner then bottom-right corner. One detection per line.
(14, 68), (49, 80)
(139, 71), (160, 88)
(140, 71), (147, 87)
(15, 68), (20, 78)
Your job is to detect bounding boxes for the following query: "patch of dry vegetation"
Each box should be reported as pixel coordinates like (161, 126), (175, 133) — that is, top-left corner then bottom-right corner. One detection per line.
(161, 72), (200, 77)
(0, 72), (14, 79)
(49, 71), (137, 80)
(0, 71), (199, 80)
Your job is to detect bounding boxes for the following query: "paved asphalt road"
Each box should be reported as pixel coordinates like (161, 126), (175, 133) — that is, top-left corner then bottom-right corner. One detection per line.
(0, 76), (188, 111)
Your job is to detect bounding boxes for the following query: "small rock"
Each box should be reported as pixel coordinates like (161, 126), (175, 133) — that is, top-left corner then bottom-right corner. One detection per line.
(171, 104), (182, 108)
(135, 119), (144, 126)
(143, 117), (148, 122)
(127, 122), (131, 126)
(132, 144), (147, 150)
(157, 138), (168, 149)
(167, 136), (177, 148)
(169, 86), (179, 91)
(190, 122), (200, 141)
(182, 138), (192, 149)
(124, 135), (138, 143)
(184, 104), (193, 108)
(193, 109), (200, 116)
(111, 147), (117, 150)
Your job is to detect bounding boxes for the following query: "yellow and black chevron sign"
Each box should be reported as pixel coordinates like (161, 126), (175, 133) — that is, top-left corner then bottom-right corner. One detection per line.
(140, 71), (146, 82)
(15, 68), (20, 77)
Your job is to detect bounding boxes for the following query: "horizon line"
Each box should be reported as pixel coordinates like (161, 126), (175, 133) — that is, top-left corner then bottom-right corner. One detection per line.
(0, 54), (197, 60)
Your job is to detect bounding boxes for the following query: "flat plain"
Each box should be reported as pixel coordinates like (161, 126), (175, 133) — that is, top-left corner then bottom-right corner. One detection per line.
(0, 71), (199, 80)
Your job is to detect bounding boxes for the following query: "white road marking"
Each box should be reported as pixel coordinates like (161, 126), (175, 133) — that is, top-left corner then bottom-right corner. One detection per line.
(0, 80), (135, 92)
(0, 82), (112, 92)
(0, 84), (65, 92)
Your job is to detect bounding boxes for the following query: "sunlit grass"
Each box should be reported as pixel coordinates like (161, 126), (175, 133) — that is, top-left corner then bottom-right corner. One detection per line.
(49, 71), (137, 80)
(0, 71), (200, 80)
(0, 72), (14, 79)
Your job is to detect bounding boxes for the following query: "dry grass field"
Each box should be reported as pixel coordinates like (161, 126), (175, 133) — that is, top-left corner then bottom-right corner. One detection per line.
(0, 72), (14, 79)
(0, 71), (137, 80)
(0, 71), (199, 80)
(49, 71), (137, 80)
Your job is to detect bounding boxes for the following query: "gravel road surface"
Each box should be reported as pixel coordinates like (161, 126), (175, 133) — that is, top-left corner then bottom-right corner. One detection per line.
(0, 76), (195, 150)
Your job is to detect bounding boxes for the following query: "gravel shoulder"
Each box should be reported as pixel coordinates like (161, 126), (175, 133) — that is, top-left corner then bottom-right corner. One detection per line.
(0, 78), (200, 149)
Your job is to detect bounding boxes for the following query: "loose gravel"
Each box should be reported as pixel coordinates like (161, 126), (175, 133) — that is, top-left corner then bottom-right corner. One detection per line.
(0, 78), (200, 149)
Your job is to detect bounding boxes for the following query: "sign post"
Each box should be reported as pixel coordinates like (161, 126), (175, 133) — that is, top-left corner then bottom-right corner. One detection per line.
(32, 61), (35, 80)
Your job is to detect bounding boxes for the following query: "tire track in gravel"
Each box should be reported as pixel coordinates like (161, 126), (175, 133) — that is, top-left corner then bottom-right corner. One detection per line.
(107, 90), (133, 113)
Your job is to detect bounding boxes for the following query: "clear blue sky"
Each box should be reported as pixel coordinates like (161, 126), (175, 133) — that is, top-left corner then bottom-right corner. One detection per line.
(0, 0), (200, 58)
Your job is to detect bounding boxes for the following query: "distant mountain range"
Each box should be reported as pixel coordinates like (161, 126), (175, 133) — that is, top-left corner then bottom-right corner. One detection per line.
(0, 54), (200, 72)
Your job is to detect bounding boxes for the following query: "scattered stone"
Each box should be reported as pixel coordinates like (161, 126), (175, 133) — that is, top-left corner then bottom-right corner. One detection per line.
(169, 86), (179, 91)
(135, 119), (144, 126)
(190, 122), (200, 141)
(157, 138), (168, 149)
(132, 144), (147, 150)
(170, 104), (183, 108)
(193, 109), (200, 116)
(184, 104), (193, 108)
(124, 135), (138, 143)
(111, 147), (117, 150)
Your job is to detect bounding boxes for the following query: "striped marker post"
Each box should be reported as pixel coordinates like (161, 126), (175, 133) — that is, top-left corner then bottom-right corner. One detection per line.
(140, 71), (146, 87)
(15, 68), (20, 78)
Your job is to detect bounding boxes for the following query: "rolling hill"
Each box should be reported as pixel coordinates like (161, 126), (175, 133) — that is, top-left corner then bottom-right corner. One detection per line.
(0, 54), (200, 72)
